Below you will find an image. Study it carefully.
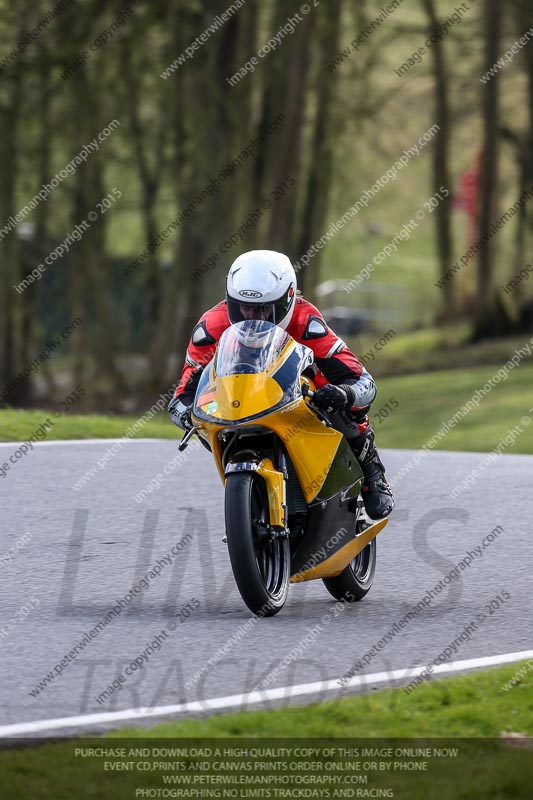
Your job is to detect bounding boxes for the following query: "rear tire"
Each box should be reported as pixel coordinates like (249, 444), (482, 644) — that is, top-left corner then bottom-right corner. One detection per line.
(225, 472), (290, 617)
(322, 535), (376, 602)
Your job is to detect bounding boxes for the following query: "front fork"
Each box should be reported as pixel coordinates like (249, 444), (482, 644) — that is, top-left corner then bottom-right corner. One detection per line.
(224, 453), (289, 537)
(182, 427), (290, 537)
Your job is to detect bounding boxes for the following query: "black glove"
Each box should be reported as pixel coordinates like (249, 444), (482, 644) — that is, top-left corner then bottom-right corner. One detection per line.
(179, 406), (193, 432)
(168, 396), (193, 431)
(313, 384), (357, 414)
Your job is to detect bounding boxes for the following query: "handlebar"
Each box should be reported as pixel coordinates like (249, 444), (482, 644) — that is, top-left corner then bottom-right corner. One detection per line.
(301, 382), (331, 427)
(178, 426), (197, 451)
(301, 383), (315, 400)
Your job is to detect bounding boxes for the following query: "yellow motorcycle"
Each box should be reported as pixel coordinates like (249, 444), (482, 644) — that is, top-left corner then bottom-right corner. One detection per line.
(179, 320), (388, 616)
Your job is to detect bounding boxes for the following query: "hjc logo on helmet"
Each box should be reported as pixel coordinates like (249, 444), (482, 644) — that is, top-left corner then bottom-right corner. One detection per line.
(239, 289), (263, 298)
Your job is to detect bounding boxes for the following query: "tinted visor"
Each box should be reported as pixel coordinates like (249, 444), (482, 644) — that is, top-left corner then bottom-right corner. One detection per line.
(227, 291), (293, 326)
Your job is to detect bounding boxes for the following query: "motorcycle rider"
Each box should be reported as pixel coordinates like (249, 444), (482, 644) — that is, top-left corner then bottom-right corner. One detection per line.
(169, 250), (394, 520)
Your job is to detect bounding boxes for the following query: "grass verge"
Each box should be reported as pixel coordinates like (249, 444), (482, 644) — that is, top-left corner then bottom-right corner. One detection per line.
(114, 659), (533, 739)
(0, 409), (175, 442)
(1, 359), (532, 455)
(373, 361), (533, 454)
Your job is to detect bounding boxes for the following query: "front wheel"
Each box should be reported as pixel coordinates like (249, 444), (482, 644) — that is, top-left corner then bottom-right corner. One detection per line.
(322, 536), (376, 602)
(225, 472), (290, 617)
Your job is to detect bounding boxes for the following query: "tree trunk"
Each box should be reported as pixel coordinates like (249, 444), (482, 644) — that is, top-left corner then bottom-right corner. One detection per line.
(0, 56), (22, 405)
(296, 0), (343, 301)
(69, 69), (127, 404)
(264, 10), (315, 250)
(472, 0), (504, 340)
(421, 0), (455, 321)
(120, 39), (167, 332)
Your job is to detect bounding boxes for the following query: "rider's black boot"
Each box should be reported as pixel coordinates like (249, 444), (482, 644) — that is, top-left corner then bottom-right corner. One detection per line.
(348, 426), (394, 519)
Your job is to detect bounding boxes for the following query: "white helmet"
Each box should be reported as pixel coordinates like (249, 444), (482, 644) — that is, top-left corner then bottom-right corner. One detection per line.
(226, 250), (297, 330)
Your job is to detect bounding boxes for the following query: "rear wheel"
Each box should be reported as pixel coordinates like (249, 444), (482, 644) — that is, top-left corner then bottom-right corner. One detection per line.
(225, 472), (290, 616)
(322, 522), (376, 602)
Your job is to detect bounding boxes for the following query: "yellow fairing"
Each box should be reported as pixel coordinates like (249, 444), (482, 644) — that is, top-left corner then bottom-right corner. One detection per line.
(269, 400), (342, 503)
(193, 379), (342, 505)
(192, 336), (345, 505)
(290, 519), (388, 582)
(208, 374), (284, 421)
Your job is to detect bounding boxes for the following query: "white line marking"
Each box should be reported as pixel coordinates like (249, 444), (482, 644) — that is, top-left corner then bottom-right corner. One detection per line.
(0, 438), (170, 448)
(2, 649), (532, 737)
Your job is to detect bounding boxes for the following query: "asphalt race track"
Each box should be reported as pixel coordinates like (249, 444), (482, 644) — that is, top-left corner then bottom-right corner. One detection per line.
(0, 439), (531, 738)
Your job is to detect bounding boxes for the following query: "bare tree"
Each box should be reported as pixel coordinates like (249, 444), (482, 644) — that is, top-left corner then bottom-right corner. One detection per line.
(296, 0), (343, 300)
(421, 0), (455, 320)
(473, 0), (503, 340)
(0, 5), (25, 404)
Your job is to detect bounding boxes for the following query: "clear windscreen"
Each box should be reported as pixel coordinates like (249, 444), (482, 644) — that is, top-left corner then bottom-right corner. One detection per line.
(194, 320), (314, 424)
(215, 320), (290, 376)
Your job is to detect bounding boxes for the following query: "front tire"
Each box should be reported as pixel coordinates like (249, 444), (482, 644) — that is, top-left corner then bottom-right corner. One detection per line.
(225, 472), (290, 617)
